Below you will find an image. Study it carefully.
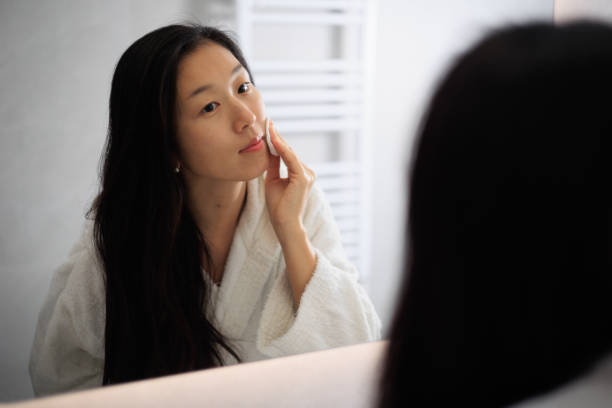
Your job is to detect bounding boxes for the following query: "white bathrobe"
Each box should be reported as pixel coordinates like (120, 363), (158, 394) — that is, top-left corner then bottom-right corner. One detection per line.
(29, 175), (382, 396)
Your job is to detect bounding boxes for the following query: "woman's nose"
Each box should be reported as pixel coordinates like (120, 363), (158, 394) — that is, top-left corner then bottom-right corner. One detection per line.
(231, 99), (257, 134)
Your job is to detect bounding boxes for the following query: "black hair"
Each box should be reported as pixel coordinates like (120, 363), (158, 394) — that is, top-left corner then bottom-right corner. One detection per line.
(379, 21), (612, 407)
(90, 24), (252, 385)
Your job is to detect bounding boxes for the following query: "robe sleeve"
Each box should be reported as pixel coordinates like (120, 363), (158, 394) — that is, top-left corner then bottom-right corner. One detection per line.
(256, 185), (382, 357)
(29, 221), (105, 396)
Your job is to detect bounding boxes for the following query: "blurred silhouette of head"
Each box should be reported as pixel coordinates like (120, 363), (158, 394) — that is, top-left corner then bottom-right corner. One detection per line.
(380, 21), (612, 407)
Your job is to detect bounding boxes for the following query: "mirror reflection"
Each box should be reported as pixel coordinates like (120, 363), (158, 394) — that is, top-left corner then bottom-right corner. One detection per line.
(28, 23), (381, 397)
(1, 0), (556, 403)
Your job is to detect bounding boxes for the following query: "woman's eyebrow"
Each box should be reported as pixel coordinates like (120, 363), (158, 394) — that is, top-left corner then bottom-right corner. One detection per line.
(231, 63), (244, 76)
(188, 63), (245, 99)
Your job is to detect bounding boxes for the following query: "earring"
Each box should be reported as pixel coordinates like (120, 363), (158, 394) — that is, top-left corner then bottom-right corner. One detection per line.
(174, 164), (181, 173)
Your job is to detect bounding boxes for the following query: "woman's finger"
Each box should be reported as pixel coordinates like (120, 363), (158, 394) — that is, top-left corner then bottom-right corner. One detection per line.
(304, 165), (316, 186)
(269, 121), (307, 180)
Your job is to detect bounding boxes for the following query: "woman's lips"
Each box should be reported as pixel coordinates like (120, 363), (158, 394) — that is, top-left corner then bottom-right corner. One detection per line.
(239, 138), (265, 153)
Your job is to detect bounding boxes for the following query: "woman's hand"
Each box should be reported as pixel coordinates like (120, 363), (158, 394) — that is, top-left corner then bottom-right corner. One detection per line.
(264, 120), (317, 307)
(264, 120), (316, 240)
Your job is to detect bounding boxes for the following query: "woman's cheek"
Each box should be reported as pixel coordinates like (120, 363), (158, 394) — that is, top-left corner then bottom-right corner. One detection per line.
(253, 88), (266, 119)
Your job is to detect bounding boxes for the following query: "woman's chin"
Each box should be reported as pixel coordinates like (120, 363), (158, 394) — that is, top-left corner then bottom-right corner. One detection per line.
(250, 165), (269, 180)
(253, 155), (270, 178)
(238, 163), (268, 182)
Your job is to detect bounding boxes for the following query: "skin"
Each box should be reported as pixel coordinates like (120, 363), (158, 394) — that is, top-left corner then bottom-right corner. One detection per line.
(175, 42), (317, 307)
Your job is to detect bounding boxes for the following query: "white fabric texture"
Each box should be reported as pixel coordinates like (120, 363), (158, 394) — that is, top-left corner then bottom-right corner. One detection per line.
(29, 175), (381, 396)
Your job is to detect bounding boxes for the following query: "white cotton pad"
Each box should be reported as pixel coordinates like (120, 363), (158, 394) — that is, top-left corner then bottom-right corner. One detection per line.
(265, 118), (279, 156)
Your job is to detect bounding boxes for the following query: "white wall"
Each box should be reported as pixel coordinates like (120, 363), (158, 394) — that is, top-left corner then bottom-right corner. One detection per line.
(0, 0), (553, 402)
(555, 0), (612, 22)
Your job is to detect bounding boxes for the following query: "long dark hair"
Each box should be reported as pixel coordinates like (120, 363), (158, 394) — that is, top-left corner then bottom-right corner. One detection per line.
(379, 22), (612, 406)
(90, 24), (251, 385)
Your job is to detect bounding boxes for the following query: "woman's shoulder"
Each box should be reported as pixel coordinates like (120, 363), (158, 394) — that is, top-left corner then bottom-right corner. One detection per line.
(42, 219), (105, 318)
(30, 218), (106, 395)
(64, 218), (102, 276)
(62, 217), (96, 258)
(304, 182), (333, 228)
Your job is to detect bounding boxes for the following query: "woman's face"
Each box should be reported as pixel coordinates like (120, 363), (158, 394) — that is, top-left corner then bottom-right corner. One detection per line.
(175, 42), (268, 183)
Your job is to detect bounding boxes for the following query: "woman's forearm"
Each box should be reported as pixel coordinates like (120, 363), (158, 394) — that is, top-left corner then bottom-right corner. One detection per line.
(278, 223), (317, 308)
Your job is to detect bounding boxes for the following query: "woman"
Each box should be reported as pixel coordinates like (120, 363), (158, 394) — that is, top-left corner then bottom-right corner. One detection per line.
(29, 24), (380, 396)
(379, 22), (612, 407)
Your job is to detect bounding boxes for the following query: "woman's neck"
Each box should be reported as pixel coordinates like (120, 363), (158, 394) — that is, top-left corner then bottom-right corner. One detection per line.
(185, 178), (247, 240)
(184, 177), (247, 283)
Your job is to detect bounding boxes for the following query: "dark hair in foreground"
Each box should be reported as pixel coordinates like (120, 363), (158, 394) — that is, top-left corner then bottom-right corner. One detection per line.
(379, 21), (612, 407)
(90, 24), (252, 385)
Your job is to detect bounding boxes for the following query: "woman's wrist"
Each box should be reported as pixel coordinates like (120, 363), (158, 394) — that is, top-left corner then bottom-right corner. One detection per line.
(273, 219), (305, 245)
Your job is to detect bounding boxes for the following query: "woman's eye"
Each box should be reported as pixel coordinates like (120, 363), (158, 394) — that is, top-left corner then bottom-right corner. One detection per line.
(238, 82), (251, 94)
(201, 102), (218, 114)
